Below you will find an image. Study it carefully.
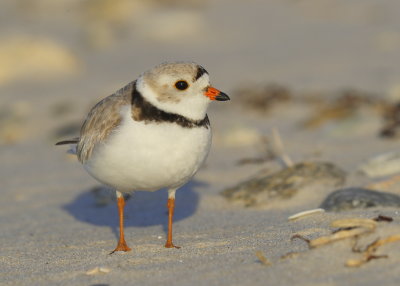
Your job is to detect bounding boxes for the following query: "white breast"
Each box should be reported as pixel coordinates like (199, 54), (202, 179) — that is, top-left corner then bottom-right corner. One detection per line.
(84, 105), (212, 192)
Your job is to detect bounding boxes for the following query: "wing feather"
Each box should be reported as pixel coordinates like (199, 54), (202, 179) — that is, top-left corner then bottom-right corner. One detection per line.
(76, 81), (135, 162)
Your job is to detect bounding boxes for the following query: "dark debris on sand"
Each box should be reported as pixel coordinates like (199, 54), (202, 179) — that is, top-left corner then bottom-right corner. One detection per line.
(234, 83), (292, 113)
(302, 89), (386, 129)
(380, 102), (400, 139)
(221, 162), (346, 207)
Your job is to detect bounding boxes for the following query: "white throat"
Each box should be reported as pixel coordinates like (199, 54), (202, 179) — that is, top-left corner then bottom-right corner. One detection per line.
(136, 77), (211, 121)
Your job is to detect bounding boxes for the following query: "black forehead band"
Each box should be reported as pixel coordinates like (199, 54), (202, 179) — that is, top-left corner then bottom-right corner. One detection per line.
(194, 66), (209, 81)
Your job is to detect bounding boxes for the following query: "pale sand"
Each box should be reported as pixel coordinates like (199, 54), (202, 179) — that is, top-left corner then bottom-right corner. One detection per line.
(1, 1), (400, 285)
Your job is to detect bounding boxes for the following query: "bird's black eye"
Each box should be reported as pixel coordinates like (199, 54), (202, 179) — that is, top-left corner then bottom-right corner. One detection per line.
(175, 80), (189, 90)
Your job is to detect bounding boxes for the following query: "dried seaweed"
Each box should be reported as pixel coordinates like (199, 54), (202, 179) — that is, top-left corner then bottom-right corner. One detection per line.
(222, 162), (345, 207)
(346, 234), (400, 267)
(289, 216), (400, 267)
(280, 251), (302, 260)
(380, 102), (400, 138)
(373, 215), (393, 222)
(235, 83), (291, 113)
(303, 89), (385, 129)
(255, 251), (272, 266)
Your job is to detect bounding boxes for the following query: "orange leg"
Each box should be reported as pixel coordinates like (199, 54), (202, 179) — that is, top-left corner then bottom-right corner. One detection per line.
(165, 198), (180, 248)
(111, 193), (131, 253)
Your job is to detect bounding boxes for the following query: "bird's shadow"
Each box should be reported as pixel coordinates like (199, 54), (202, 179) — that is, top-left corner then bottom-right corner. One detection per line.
(63, 180), (204, 239)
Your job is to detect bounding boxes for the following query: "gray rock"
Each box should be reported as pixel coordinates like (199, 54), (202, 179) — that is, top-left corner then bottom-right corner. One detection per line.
(221, 162), (346, 207)
(320, 187), (400, 212)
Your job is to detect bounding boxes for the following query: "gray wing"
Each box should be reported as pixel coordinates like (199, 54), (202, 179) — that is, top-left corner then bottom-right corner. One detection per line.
(75, 81), (135, 163)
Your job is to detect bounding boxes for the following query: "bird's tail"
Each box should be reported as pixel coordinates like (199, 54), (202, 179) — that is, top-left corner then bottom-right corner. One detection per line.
(55, 138), (79, 145)
(55, 138), (79, 155)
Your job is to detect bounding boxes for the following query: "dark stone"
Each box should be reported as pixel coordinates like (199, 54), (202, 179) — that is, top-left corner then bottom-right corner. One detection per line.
(320, 187), (400, 212)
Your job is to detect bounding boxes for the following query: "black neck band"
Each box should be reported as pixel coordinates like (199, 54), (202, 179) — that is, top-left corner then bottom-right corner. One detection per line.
(131, 84), (210, 129)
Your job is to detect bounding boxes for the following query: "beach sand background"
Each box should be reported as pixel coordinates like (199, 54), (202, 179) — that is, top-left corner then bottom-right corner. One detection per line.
(1, 0), (400, 285)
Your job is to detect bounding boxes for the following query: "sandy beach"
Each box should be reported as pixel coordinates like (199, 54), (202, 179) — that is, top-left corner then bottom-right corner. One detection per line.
(2, 1), (400, 285)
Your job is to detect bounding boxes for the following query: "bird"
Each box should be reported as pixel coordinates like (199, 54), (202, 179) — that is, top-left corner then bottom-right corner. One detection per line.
(56, 61), (230, 253)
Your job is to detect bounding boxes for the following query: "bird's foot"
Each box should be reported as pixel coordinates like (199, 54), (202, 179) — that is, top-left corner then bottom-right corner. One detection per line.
(165, 242), (181, 249)
(110, 241), (132, 254)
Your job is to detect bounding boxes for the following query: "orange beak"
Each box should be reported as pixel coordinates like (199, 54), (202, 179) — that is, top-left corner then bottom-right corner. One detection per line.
(204, 86), (230, 101)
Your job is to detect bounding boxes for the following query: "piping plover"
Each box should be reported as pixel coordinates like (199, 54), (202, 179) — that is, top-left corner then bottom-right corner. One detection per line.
(56, 62), (230, 252)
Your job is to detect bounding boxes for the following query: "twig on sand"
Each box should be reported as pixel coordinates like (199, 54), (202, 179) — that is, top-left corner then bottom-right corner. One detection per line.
(331, 218), (377, 230)
(255, 251), (272, 266)
(236, 127), (294, 167)
(290, 216), (400, 267)
(272, 127), (294, 168)
(291, 219), (377, 248)
(288, 208), (325, 221)
(291, 234), (311, 244)
(280, 251), (302, 260)
(310, 219), (377, 248)
(346, 234), (400, 267)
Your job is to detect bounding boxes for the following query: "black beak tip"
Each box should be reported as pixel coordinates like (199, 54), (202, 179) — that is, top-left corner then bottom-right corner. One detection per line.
(215, 92), (230, 101)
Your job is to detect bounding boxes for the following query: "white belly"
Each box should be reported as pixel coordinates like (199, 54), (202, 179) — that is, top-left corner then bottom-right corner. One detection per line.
(84, 107), (212, 192)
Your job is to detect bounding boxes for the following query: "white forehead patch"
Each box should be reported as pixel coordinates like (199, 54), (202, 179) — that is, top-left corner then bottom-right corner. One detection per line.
(195, 73), (210, 88)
